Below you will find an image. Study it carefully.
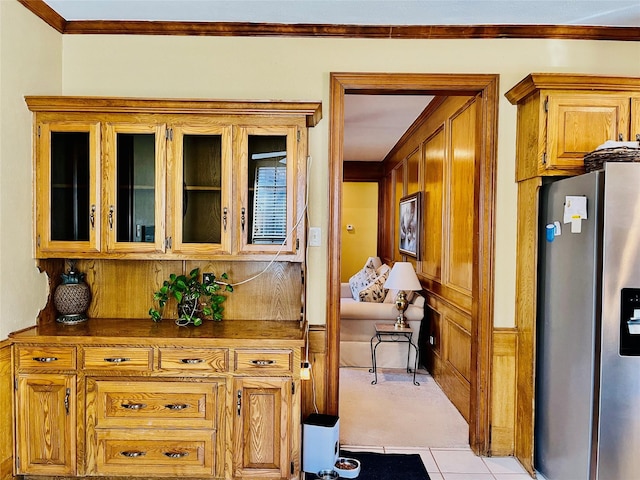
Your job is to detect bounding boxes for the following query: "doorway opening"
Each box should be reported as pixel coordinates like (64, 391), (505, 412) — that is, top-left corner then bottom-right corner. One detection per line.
(327, 72), (499, 454)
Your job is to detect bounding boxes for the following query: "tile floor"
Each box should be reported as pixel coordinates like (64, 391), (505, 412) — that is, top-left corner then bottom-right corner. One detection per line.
(341, 445), (540, 479)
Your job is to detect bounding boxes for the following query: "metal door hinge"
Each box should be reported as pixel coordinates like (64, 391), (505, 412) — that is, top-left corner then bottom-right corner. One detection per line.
(166, 128), (173, 141)
(165, 237), (172, 249)
(14, 377), (18, 391)
(37, 125), (41, 137)
(297, 129), (301, 142)
(16, 456), (19, 470)
(544, 98), (549, 112)
(37, 235), (41, 248)
(296, 238), (299, 251)
(292, 381), (295, 395)
(542, 152), (547, 165)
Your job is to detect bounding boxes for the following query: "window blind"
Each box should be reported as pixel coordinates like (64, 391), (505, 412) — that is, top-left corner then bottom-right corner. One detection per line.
(252, 164), (287, 244)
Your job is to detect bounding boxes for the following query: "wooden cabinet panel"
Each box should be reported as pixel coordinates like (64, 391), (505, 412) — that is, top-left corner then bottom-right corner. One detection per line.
(234, 349), (293, 373)
(546, 94), (630, 170)
(233, 377), (291, 478)
(632, 97), (640, 142)
(87, 379), (219, 429)
(83, 346), (153, 370)
(94, 429), (215, 476)
(16, 346), (76, 370)
(15, 374), (76, 475)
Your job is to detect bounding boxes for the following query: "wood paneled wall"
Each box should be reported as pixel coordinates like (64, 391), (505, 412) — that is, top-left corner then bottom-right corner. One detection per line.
(491, 329), (518, 456)
(0, 340), (12, 480)
(382, 95), (478, 421)
(301, 326), (328, 419)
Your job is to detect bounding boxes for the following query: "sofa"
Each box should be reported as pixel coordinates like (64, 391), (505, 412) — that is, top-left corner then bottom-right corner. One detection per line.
(340, 257), (425, 369)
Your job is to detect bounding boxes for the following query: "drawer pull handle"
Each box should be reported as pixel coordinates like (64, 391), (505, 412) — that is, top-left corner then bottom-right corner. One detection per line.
(165, 403), (189, 410)
(251, 359), (275, 366)
(164, 451), (189, 458)
(121, 450), (146, 458)
(33, 357), (58, 363)
(180, 358), (204, 364)
(122, 403), (146, 410)
(104, 357), (131, 363)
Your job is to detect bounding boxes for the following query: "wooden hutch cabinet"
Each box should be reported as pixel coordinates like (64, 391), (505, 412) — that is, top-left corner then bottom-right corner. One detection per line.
(13, 96), (320, 480)
(27, 97), (321, 261)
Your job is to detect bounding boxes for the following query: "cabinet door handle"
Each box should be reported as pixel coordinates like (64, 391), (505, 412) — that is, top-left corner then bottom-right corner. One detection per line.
(619, 133), (624, 141)
(237, 390), (242, 416)
(121, 451), (146, 458)
(121, 403), (146, 410)
(104, 357), (131, 363)
(163, 451), (189, 458)
(165, 403), (189, 410)
(64, 388), (70, 415)
(108, 205), (114, 230)
(251, 359), (275, 366)
(241, 207), (246, 231)
(32, 356), (58, 363)
(223, 207), (228, 231)
(180, 358), (204, 364)
(90, 204), (96, 229)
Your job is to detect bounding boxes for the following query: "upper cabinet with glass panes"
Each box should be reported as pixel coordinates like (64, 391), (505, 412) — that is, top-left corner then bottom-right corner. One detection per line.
(27, 97), (321, 261)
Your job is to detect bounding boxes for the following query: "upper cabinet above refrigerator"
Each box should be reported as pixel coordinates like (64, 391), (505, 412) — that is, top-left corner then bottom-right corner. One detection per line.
(506, 74), (640, 181)
(27, 97), (321, 261)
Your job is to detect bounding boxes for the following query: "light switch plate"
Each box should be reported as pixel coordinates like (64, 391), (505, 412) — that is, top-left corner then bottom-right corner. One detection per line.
(309, 227), (321, 247)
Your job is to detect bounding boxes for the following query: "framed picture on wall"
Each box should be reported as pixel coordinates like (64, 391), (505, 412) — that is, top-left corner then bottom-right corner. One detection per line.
(399, 192), (421, 258)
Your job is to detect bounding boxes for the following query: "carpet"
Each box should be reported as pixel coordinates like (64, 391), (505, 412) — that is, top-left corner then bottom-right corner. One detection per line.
(339, 367), (468, 448)
(304, 450), (430, 480)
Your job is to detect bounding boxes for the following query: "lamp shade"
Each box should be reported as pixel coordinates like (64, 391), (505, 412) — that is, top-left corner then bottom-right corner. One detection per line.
(383, 262), (421, 291)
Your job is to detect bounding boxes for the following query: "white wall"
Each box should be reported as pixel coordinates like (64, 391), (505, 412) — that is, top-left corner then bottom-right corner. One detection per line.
(0, 0), (61, 338)
(1, 4), (639, 336)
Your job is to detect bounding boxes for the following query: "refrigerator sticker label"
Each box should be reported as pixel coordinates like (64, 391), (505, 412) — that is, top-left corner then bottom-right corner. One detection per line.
(564, 196), (587, 234)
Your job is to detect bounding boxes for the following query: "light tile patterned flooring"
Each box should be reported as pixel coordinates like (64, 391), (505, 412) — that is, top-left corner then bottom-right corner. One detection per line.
(340, 445), (535, 479)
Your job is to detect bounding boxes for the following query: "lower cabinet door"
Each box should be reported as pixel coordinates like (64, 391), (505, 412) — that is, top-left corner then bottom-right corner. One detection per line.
(15, 374), (76, 475)
(94, 429), (216, 476)
(233, 377), (292, 479)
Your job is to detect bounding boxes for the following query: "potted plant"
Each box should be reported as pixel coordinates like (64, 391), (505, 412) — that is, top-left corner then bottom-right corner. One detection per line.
(149, 267), (233, 326)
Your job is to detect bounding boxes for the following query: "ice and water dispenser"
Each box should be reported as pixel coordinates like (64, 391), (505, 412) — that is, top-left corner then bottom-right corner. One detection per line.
(621, 288), (640, 355)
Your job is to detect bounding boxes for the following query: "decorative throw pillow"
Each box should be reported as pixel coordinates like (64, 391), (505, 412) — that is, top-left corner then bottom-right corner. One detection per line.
(349, 260), (378, 300)
(359, 269), (390, 303)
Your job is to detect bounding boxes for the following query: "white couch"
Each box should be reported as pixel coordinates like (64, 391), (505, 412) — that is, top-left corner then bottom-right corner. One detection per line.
(340, 260), (425, 369)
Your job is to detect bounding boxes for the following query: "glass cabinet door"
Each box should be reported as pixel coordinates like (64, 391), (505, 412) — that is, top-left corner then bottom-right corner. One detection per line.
(36, 122), (101, 255)
(236, 125), (300, 256)
(170, 125), (232, 255)
(104, 123), (166, 253)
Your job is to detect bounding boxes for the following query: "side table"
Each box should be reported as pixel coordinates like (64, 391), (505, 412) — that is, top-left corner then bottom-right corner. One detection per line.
(369, 323), (420, 386)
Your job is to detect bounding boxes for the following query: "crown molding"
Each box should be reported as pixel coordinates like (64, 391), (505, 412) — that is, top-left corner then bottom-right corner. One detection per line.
(18, 0), (640, 41)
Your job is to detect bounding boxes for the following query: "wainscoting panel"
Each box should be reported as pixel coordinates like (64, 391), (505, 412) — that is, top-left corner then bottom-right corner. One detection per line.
(0, 339), (13, 480)
(491, 329), (518, 455)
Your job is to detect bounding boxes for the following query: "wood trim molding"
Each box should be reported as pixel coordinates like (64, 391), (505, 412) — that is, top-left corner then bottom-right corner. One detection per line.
(15, 3), (640, 41)
(0, 343), (13, 480)
(329, 72), (498, 455)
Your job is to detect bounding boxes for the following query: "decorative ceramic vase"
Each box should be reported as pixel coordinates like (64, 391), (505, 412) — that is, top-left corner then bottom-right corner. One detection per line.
(53, 268), (91, 324)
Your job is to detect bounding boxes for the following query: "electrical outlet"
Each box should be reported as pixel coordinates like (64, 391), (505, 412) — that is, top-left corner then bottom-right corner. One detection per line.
(203, 272), (215, 284)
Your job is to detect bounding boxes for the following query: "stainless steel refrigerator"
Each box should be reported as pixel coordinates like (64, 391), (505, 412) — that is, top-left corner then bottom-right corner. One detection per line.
(536, 161), (640, 480)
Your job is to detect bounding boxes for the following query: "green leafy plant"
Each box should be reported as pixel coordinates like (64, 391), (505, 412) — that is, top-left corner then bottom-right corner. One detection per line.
(149, 267), (233, 326)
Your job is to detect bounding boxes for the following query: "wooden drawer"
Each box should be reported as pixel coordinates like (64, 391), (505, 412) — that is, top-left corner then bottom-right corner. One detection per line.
(158, 347), (228, 372)
(83, 347), (152, 370)
(88, 379), (219, 429)
(16, 346), (76, 370)
(94, 429), (215, 477)
(234, 349), (292, 373)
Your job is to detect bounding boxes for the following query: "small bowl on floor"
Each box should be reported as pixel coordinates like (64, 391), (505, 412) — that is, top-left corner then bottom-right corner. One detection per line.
(316, 469), (338, 480)
(334, 457), (361, 478)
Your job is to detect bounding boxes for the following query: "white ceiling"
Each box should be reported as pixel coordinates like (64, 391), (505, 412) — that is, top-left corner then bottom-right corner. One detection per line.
(37, 0), (640, 163)
(43, 1), (640, 27)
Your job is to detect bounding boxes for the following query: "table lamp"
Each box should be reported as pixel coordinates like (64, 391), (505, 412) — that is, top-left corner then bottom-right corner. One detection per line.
(383, 262), (422, 329)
